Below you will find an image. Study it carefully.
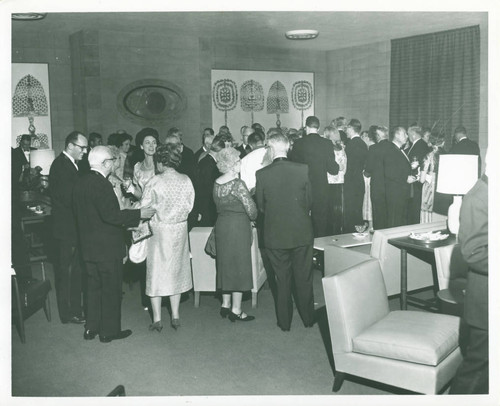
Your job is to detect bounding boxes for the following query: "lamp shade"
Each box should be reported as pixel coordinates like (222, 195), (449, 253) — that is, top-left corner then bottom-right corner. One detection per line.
(436, 154), (478, 195)
(30, 149), (55, 175)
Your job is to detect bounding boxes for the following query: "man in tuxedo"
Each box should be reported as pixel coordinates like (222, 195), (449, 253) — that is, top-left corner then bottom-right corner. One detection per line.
(79, 132), (102, 173)
(12, 133), (37, 185)
(384, 127), (416, 227)
(256, 133), (315, 332)
(406, 126), (431, 224)
(167, 127), (196, 183)
(450, 152), (488, 394)
(289, 116), (338, 237)
(194, 135), (225, 226)
(194, 128), (215, 163)
(364, 126), (392, 230)
(236, 125), (253, 158)
(49, 131), (88, 324)
(343, 118), (368, 233)
(449, 125), (481, 177)
(73, 146), (155, 343)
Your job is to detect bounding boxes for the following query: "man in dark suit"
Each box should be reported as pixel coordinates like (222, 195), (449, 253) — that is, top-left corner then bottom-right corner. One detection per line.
(78, 132), (102, 173)
(450, 153), (488, 394)
(343, 118), (368, 233)
(289, 116), (338, 237)
(384, 127), (416, 227)
(194, 135), (225, 226)
(406, 126), (431, 224)
(49, 131), (88, 324)
(73, 146), (155, 343)
(256, 133), (315, 332)
(12, 133), (37, 185)
(194, 128), (215, 163)
(364, 126), (392, 230)
(449, 125), (481, 177)
(236, 125), (253, 158)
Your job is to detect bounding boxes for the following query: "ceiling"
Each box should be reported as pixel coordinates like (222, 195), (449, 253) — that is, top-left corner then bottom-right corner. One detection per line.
(11, 11), (486, 51)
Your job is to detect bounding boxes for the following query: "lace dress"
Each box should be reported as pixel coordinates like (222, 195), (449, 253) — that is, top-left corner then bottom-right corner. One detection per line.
(139, 169), (195, 296)
(213, 178), (258, 291)
(420, 149), (441, 223)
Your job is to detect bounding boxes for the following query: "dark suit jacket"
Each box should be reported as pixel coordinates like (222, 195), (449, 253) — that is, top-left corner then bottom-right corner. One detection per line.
(288, 133), (338, 207)
(344, 136), (368, 191)
(194, 147), (207, 163)
(407, 138), (430, 168)
(12, 146), (36, 179)
(236, 144), (251, 158)
(384, 142), (411, 226)
(255, 159), (313, 249)
(195, 154), (220, 226)
(73, 171), (140, 262)
(49, 153), (80, 243)
(178, 145), (197, 184)
(364, 139), (391, 197)
(450, 137), (481, 177)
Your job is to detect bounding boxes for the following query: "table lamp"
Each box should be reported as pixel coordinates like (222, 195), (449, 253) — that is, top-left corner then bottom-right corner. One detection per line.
(436, 154), (478, 234)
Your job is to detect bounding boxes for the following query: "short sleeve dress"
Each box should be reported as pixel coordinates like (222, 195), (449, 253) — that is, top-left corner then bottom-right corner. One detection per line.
(140, 168), (195, 297)
(213, 178), (258, 291)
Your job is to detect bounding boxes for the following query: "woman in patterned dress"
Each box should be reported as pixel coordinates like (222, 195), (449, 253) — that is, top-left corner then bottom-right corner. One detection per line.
(139, 143), (195, 332)
(214, 147), (258, 322)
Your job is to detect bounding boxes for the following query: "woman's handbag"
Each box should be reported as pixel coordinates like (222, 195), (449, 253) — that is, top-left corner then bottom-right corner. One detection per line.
(204, 227), (216, 258)
(129, 221), (153, 264)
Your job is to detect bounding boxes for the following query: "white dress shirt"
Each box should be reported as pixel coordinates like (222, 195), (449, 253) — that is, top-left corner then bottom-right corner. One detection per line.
(240, 147), (267, 193)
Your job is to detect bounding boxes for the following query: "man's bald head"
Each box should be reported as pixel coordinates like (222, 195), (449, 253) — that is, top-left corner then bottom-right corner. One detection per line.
(89, 146), (116, 176)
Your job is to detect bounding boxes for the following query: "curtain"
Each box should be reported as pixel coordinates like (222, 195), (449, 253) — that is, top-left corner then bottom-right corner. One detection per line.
(390, 25), (480, 150)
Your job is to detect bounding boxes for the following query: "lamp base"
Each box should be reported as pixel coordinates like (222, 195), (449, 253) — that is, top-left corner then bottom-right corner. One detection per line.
(447, 195), (462, 235)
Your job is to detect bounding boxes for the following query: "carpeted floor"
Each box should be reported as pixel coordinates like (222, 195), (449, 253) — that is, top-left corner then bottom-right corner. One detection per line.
(11, 261), (429, 398)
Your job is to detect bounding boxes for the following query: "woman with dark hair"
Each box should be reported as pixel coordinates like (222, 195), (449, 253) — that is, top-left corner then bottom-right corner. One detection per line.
(139, 143), (194, 331)
(214, 147), (257, 322)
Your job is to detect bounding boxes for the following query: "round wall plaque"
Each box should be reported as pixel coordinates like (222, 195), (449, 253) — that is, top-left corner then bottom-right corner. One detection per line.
(117, 79), (187, 125)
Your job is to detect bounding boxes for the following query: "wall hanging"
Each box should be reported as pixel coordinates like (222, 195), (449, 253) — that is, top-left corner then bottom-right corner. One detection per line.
(211, 69), (314, 132)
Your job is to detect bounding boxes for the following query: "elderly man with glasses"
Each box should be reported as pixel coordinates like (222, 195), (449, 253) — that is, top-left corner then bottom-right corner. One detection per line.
(49, 131), (89, 325)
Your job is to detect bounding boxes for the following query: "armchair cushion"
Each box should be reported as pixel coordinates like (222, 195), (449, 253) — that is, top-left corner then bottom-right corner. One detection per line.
(353, 310), (460, 366)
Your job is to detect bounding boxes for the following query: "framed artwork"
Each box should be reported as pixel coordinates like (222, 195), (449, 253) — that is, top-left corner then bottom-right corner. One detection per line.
(211, 69), (314, 133)
(12, 63), (52, 149)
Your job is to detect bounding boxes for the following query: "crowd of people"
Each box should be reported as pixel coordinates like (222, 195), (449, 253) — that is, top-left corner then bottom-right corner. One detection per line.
(11, 114), (482, 343)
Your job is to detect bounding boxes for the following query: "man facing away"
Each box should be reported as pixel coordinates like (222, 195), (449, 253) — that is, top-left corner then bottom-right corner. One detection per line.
(73, 146), (155, 342)
(256, 133), (315, 332)
(343, 118), (368, 233)
(449, 125), (481, 177)
(289, 116), (339, 237)
(49, 131), (88, 325)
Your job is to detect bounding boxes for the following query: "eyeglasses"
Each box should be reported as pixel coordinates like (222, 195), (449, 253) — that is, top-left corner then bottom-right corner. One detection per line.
(103, 157), (117, 164)
(71, 142), (88, 151)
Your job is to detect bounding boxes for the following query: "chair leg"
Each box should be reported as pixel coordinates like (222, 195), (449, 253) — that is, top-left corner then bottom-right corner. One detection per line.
(252, 291), (257, 308)
(332, 372), (346, 392)
(194, 291), (200, 308)
(43, 295), (51, 322)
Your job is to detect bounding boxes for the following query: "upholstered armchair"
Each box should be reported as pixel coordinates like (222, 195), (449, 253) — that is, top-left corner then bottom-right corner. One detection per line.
(322, 258), (462, 394)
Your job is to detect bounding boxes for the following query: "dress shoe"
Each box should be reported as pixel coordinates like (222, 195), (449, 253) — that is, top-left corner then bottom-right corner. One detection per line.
(228, 311), (255, 322)
(277, 323), (290, 332)
(149, 321), (163, 332)
(63, 315), (86, 324)
(99, 329), (132, 343)
(219, 306), (231, 319)
(83, 329), (98, 340)
(170, 318), (181, 330)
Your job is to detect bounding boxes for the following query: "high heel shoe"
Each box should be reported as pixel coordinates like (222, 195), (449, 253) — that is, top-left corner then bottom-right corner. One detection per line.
(220, 306), (231, 318)
(149, 321), (163, 332)
(171, 318), (181, 330)
(228, 311), (255, 322)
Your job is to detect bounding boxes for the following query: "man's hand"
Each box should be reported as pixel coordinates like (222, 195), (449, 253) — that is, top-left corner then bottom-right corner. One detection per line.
(140, 206), (156, 219)
(407, 175), (417, 184)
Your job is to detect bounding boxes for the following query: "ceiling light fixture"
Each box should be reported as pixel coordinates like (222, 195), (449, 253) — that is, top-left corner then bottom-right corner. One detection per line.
(12, 13), (47, 21)
(285, 29), (319, 40)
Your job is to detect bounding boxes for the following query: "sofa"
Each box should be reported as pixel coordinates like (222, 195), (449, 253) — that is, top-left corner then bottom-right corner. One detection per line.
(189, 227), (267, 307)
(324, 220), (448, 296)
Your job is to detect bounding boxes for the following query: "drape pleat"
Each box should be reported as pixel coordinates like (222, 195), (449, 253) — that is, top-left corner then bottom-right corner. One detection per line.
(390, 25), (480, 150)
